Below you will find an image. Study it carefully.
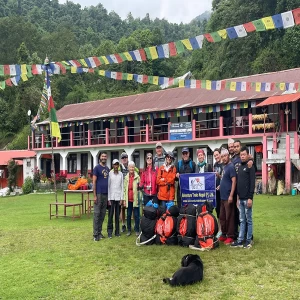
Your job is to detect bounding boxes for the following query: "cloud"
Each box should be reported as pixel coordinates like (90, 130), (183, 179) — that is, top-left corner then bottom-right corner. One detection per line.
(58, 0), (212, 23)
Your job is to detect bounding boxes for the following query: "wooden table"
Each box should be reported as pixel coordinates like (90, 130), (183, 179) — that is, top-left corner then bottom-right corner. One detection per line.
(63, 190), (93, 216)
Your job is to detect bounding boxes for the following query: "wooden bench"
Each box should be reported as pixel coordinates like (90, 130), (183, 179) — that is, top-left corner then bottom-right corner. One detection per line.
(50, 203), (82, 221)
(85, 199), (94, 218)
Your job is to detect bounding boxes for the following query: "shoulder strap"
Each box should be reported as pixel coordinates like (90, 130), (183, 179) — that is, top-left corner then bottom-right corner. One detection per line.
(178, 160), (182, 172)
(189, 160), (193, 171)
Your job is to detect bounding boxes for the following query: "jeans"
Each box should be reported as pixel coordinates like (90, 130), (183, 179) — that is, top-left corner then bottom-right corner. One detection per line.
(237, 199), (253, 243)
(107, 200), (120, 235)
(127, 201), (140, 233)
(93, 194), (108, 238)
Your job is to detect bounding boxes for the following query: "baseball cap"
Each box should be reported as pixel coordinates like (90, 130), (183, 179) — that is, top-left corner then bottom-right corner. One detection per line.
(120, 152), (128, 159)
(182, 147), (189, 153)
(165, 151), (175, 159)
(112, 159), (120, 165)
(156, 142), (162, 148)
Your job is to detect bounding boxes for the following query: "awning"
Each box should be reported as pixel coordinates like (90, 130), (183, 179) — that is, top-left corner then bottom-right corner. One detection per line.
(41, 154), (52, 159)
(257, 93), (300, 107)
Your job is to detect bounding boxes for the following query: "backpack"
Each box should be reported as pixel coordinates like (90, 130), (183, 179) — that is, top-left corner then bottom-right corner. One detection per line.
(178, 160), (194, 173)
(177, 204), (197, 247)
(193, 203), (219, 250)
(155, 211), (178, 245)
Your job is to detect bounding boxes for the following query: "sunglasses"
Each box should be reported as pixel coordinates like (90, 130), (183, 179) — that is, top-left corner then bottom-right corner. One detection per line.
(146, 157), (152, 160)
(166, 156), (172, 159)
(182, 152), (189, 155)
(121, 157), (128, 159)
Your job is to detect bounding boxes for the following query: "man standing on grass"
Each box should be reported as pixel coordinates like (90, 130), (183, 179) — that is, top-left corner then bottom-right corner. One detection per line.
(154, 142), (165, 169)
(93, 152), (110, 241)
(107, 159), (123, 239)
(120, 152), (129, 233)
(219, 148), (236, 245)
(228, 139), (235, 158)
(231, 146), (255, 249)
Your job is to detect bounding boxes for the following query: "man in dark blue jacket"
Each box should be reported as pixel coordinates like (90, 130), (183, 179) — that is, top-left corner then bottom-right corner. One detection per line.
(231, 146), (255, 249)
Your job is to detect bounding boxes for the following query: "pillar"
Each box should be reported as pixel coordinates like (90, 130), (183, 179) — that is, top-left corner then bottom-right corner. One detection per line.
(219, 116), (224, 137)
(70, 131), (73, 147)
(88, 130), (91, 146)
(105, 128), (109, 145)
(285, 134), (291, 194)
(145, 124), (149, 143)
(192, 119), (196, 140)
(262, 135), (268, 193)
(294, 132), (299, 155)
(248, 113), (253, 135)
(90, 150), (99, 169)
(272, 133), (277, 154)
(28, 135), (30, 150)
(125, 126), (128, 144)
(60, 152), (68, 174)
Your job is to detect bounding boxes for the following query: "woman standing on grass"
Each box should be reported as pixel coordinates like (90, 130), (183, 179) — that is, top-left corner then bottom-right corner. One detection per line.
(123, 161), (141, 236)
(139, 153), (158, 206)
(156, 151), (177, 210)
(195, 149), (213, 173)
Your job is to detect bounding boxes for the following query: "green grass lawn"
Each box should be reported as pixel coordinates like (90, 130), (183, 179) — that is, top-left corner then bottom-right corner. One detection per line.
(0, 193), (300, 299)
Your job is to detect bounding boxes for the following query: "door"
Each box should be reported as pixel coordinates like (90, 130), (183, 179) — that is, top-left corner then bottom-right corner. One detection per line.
(81, 153), (88, 177)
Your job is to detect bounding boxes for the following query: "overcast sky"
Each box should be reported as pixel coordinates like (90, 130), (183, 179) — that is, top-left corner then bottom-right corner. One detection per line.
(59, 0), (213, 23)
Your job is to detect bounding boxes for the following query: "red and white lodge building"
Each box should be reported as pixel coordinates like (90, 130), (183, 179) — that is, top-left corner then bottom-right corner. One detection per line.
(29, 68), (300, 194)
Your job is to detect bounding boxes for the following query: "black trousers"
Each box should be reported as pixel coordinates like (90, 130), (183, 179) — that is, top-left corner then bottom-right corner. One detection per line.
(107, 200), (121, 235)
(177, 187), (182, 209)
(93, 194), (108, 238)
(215, 190), (221, 219)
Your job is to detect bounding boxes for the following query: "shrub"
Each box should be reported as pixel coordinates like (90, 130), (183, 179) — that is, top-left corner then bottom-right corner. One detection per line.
(32, 167), (41, 183)
(22, 177), (34, 194)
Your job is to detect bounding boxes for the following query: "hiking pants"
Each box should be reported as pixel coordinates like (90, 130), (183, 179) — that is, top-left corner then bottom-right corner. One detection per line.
(220, 200), (235, 239)
(107, 200), (121, 235)
(93, 194), (108, 238)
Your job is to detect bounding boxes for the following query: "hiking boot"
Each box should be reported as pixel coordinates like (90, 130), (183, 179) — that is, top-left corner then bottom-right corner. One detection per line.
(93, 236), (99, 242)
(126, 231), (131, 236)
(244, 241), (252, 249)
(224, 238), (234, 245)
(218, 235), (227, 242)
(121, 225), (126, 233)
(115, 234), (121, 237)
(99, 234), (105, 240)
(108, 234), (112, 239)
(230, 240), (243, 248)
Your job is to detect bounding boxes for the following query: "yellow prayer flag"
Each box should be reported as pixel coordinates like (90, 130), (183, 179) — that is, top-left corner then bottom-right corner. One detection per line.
(123, 52), (133, 61)
(101, 56), (109, 64)
(99, 70), (105, 76)
(79, 59), (88, 67)
(230, 82), (237, 91)
(209, 106), (213, 113)
(262, 17), (275, 30)
(21, 64), (27, 75)
(71, 66), (77, 73)
(279, 83), (285, 91)
(255, 82), (261, 92)
(153, 76), (159, 85)
(21, 74), (28, 81)
(206, 80), (212, 90)
(179, 79), (185, 88)
(149, 47), (159, 59)
(127, 73), (133, 80)
(218, 29), (228, 39)
(181, 39), (193, 50)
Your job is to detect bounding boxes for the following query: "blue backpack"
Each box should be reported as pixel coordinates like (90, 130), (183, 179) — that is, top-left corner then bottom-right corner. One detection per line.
(177, 160), (194, 173)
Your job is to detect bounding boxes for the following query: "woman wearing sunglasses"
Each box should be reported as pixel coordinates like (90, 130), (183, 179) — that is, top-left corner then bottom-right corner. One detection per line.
(156, 151), (177, 210)
(139, 153), (158, 206)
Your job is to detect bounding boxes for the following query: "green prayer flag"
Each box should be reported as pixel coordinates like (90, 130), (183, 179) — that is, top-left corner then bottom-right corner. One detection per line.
(0, 81), (5, 90)
(144, 47), (152, 59)
(26, 65), (33, 78)
(175, 40), (185, 54)
(226, 82), (231, 89)
(0, 65), (4, 76)
(211, 31), (222, 42)
(201, 80), (206, 89)
(148, 76), (153, 84)
(122, 73), (128, 80)
(98, 56), (106, 65)
(252, 19), (266, 31)
(118, 53), (128, 62)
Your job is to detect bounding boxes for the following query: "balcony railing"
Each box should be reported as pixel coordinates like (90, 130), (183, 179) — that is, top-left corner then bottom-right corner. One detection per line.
(28, 114), (283, 150)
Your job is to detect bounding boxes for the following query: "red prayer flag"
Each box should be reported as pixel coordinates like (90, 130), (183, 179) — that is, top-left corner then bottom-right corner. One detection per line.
(204, 33), (214, 43)
(292, 8), (300, 25)
(55, 62), (66, 74)
(139, 49), (147, 61)
(295, 83), (299, 91)
(116, 72), (122, 80)
(246, 82), (252, 91)
(5, 78), (12, 86)
(31, 64), (38, 75)
(221, 80), (226, 90)
(93, 56), (101, 67)
(88, 68), (94, 73)
(114, 53), (123, 63)
(243, 22), (256, 32)
(142, 75), (148, 84)
(4, 65), (10, 75)
(270, 83), (275, 90)
(195, 80), (200, 89)
(73, 60), (81, 67)
(169, 42), (177, 56)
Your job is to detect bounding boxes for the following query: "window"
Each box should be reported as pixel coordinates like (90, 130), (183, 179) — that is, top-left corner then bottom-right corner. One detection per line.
(255, 153), (262, 171)
(68, 154), (77, 173)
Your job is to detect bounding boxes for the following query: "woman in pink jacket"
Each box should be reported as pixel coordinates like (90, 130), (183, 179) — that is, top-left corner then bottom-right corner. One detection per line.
(139, 153), (158, 205)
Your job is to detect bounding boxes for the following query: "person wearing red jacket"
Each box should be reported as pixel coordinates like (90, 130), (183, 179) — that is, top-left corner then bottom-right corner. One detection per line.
(156, 151), (177, 210)
(139, 153), (158, 205)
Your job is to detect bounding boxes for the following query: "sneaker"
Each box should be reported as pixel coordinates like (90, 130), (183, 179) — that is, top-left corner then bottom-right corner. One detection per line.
(99, 234), (105, 240)
(230, 240), (243, 248)
(216, 231), (222, 239)
(115, 234), (121, 237)
(93, 237), (99, 242)
(121, 225), (126, 233)
(108, 234), (112, 239)
(218, 235), (227, 242)
(224, 238), (234, 245)
(244, 241), (252, 249)
(126, 231), (131, 236)
(135, 232), (140, 237)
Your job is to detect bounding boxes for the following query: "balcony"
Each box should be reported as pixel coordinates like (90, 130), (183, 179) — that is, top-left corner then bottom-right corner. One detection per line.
(28, 112), (286, 150)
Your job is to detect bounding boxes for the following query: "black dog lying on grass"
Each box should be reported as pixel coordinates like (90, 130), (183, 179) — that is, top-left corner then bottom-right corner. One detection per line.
(163, 254), (203, 286)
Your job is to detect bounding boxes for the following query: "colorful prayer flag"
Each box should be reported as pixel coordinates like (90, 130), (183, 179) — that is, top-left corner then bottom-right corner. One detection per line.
(243, 22), (256, 32)
(218, 29), (228, 39)
(252, 19), (266, 31)
(272, 14), (284, 28)
(292, 8), (300, 25)
(175, 40), (185, 54)
(181, 39), (193, 50)
(262, 17), (275, 29)
(281, 11), (295, 28)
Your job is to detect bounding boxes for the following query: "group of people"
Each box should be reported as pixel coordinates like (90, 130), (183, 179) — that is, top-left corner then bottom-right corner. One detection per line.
(92, 139), (256, 249)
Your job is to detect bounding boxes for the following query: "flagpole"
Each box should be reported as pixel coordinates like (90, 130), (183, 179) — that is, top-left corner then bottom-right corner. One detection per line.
(44, 57), (58, 213)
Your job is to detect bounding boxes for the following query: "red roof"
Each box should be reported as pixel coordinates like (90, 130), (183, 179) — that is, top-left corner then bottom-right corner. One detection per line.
(0, 150), (36, 166)
(256, 92), (300, 107)
(43, 67), (300, 123)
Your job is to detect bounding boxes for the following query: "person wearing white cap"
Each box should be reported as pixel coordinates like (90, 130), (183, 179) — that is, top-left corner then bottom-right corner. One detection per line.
(107, 159), (123, 238)
(154, 142), (165, 169)
(228, 139), (235, 158)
